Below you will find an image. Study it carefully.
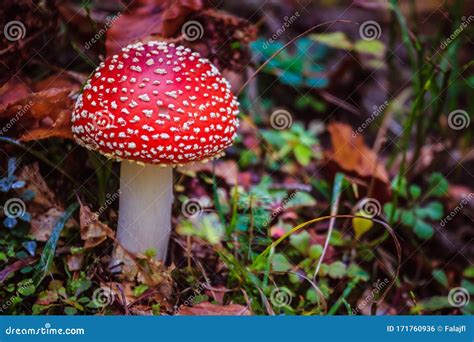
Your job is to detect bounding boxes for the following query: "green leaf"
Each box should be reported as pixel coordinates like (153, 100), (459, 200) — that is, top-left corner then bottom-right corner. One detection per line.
(428, 172), (449, 197)
(311, 32), (353, 50)
(413, 219), (434, 239)
(461, 279), (474, 294)
(309, 245), (323, 260)
(271, 253), (293, 272)
(64, 307), (78, 315)
(383, 202), (400, 222)
(352, 210), (373, 239)
(306, 288), (319, 304)
(354, 40), (385, 57)
(463, 266), (474, 278)
(133, 284), (149, 297)
(289, 231), (310, 254)
(18, 280), (35, 296)
(432, 269), (448, 287)
(409, 185), (422, 199)
(401, 209), (416, 226)
(294, 144), (312, 166)
(415, 202), (444, 220)
(328, 261), (347, 279)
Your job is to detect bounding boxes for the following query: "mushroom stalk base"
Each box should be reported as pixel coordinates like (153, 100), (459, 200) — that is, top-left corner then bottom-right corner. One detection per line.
(116, 161), (173, 261)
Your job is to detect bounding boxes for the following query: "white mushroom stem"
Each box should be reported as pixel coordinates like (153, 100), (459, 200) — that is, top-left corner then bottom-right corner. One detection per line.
(116, 161), (173, 261)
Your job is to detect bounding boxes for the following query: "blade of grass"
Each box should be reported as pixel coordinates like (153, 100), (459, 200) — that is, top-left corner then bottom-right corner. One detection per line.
(34, 203), (79, 285)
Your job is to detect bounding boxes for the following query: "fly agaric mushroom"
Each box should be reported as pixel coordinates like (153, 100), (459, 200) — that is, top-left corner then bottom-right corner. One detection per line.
(71, 41), (239, 260)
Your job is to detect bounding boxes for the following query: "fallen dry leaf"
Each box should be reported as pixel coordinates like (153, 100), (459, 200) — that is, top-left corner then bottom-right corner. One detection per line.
(66, 253), (84, 271)
(0, 73), (84, 141)
(30, 207), (65, 241)
(324, 122), (391, 202)
(106, 0), (203, 56)
(179, 160), (238, 185)
(18, 163), (75, 241)
(79, 204), (115, 249)
(177, 302), (251, 315)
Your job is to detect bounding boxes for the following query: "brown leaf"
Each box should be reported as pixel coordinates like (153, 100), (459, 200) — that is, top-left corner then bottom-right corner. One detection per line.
(177, 302), (251, 315)
(179, 160), (238, 185)
(0, 257), (37, 283)
(0, 73), (83, 141)
(30, 207), (65, 242)
(79, 204), (115, 248)
(324, 122), (391, 202)
(0, 78), (32, 111)
(105, 0), (203, 56)
(18, 163), (61, 209)
(67, 254), (84, 271)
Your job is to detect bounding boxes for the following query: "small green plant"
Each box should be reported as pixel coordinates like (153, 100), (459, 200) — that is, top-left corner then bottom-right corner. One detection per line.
(384, 172), (448, 239)
(262, 122), (320, 166)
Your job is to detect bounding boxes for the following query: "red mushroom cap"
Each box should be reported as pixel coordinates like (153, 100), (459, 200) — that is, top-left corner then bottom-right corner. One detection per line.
(71, 41), (239, 165)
